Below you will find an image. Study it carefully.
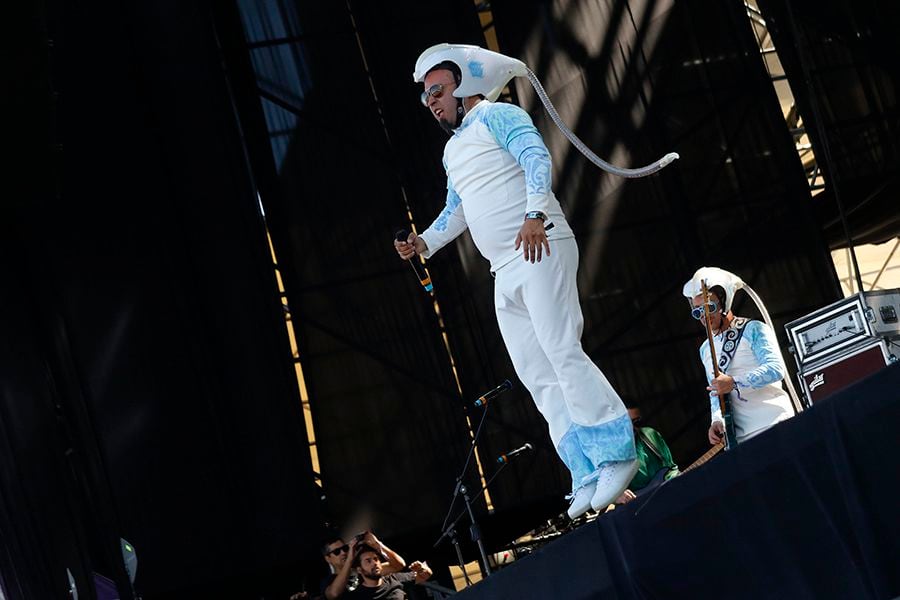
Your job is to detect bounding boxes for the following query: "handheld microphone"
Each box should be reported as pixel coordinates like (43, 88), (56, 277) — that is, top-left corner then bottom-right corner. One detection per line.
(395, 229), (433, 293)
(497, 442), (533, 464)
(473, 379), (512, 407)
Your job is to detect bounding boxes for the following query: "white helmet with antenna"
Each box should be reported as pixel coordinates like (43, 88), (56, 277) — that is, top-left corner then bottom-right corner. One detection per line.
(413, 42), (679, 178)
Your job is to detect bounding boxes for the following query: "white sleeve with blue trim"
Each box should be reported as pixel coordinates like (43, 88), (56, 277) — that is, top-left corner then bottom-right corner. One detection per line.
(483, 103), (553, 216)
(732, 320), (786, 390)
(419, 171), (467, 259)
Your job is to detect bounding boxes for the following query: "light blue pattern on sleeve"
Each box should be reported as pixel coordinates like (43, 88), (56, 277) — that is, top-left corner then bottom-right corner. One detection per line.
(556, 427), (596, 492)
(737, 320), (786, 388)
(432, 182), (462, 233)
(481, 103), (552, 199)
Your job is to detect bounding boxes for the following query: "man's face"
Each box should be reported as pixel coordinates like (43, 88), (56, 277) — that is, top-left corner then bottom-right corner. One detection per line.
(323, 539), (348, 570)
(423, 69), (460, 131)
(357, 551), (383, 581)
(692, 293), (724, 332)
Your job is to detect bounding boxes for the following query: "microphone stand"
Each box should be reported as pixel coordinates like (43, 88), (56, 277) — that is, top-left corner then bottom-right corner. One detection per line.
(460, 482), (491, 577)
(440, 463), (512, 578)
(444, 527), (472, 587)
(433, 386), (496, 582)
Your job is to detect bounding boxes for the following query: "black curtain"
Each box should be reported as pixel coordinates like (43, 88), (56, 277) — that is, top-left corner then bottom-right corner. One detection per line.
(757, 0), (900, 249)
(2, 0), (325, 597)
(0, 275), (105, 600)
(1, 1), (108, 598)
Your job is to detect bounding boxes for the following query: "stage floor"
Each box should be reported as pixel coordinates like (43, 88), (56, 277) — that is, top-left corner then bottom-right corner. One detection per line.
(456, 364), (900, 600)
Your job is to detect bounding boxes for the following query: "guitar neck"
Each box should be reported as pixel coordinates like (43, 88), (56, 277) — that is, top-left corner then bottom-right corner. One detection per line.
(683, 442), (725, 473)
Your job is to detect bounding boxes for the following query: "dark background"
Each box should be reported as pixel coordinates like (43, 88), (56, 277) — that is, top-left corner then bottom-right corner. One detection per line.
(2, 0), (897, 597)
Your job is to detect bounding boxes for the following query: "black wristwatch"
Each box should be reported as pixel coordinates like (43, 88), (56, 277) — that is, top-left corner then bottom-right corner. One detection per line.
(525, 210), (547, 221)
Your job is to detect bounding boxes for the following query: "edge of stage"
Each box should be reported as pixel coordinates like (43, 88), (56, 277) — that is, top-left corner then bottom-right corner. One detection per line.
(456, 363), (900, 600)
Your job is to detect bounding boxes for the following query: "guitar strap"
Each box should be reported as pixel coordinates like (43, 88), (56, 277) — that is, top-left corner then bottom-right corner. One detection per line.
(637, 428), (666, 463)
(717, 317), (749, 374)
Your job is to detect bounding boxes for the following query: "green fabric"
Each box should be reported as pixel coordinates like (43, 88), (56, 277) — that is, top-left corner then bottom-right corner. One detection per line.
(629, 427), (680, 491)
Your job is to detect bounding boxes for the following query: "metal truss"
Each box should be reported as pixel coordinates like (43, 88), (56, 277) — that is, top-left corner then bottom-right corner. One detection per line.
(745, 0), (825, 194)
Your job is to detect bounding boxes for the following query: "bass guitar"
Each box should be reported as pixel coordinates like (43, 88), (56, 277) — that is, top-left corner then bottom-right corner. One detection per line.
(701, 279), (738, 450)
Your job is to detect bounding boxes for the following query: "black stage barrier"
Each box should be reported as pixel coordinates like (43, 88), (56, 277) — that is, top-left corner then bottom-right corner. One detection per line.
(457, 363), (900, 600)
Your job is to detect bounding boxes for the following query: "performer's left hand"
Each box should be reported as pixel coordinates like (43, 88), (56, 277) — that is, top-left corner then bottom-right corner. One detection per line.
(707, 373), (735, 396)
(515, 218), (550, 263)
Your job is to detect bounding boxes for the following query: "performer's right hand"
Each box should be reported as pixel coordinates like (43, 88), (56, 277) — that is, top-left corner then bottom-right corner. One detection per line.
(394, 232), (426, 260)
(708, 421), (725, 445)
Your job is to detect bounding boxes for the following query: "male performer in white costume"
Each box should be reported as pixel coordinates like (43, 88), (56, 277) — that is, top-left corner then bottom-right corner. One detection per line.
(394, 44), (637, 517)
(683, 267), (795, 446)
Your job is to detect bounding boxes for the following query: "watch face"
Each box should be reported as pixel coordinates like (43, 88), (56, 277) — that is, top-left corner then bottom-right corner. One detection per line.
(798, 312), (866, 356)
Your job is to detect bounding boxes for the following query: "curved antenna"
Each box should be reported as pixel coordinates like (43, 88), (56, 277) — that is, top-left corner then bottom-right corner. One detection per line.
(525, 68), (679, 178)
(743, 284), (804, 413)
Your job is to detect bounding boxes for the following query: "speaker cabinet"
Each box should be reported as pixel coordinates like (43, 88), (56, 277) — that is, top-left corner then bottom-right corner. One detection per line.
(800, 339), (892, 404)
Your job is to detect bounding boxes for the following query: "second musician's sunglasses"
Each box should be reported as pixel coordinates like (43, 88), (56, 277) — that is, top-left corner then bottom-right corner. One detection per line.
(325, 544), (349, 557)
(691, 301), (719, 320)
(420, 82), (453, 106)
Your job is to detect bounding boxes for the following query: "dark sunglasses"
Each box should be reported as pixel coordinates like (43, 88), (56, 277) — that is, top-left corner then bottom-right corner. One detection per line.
(691, 301), (719, 320)
(325, 544), (349, 557)
(420, 82), (450, 106)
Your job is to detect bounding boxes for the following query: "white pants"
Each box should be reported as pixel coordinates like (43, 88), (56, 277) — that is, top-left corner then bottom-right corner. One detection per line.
(493, 238), (633, 486)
